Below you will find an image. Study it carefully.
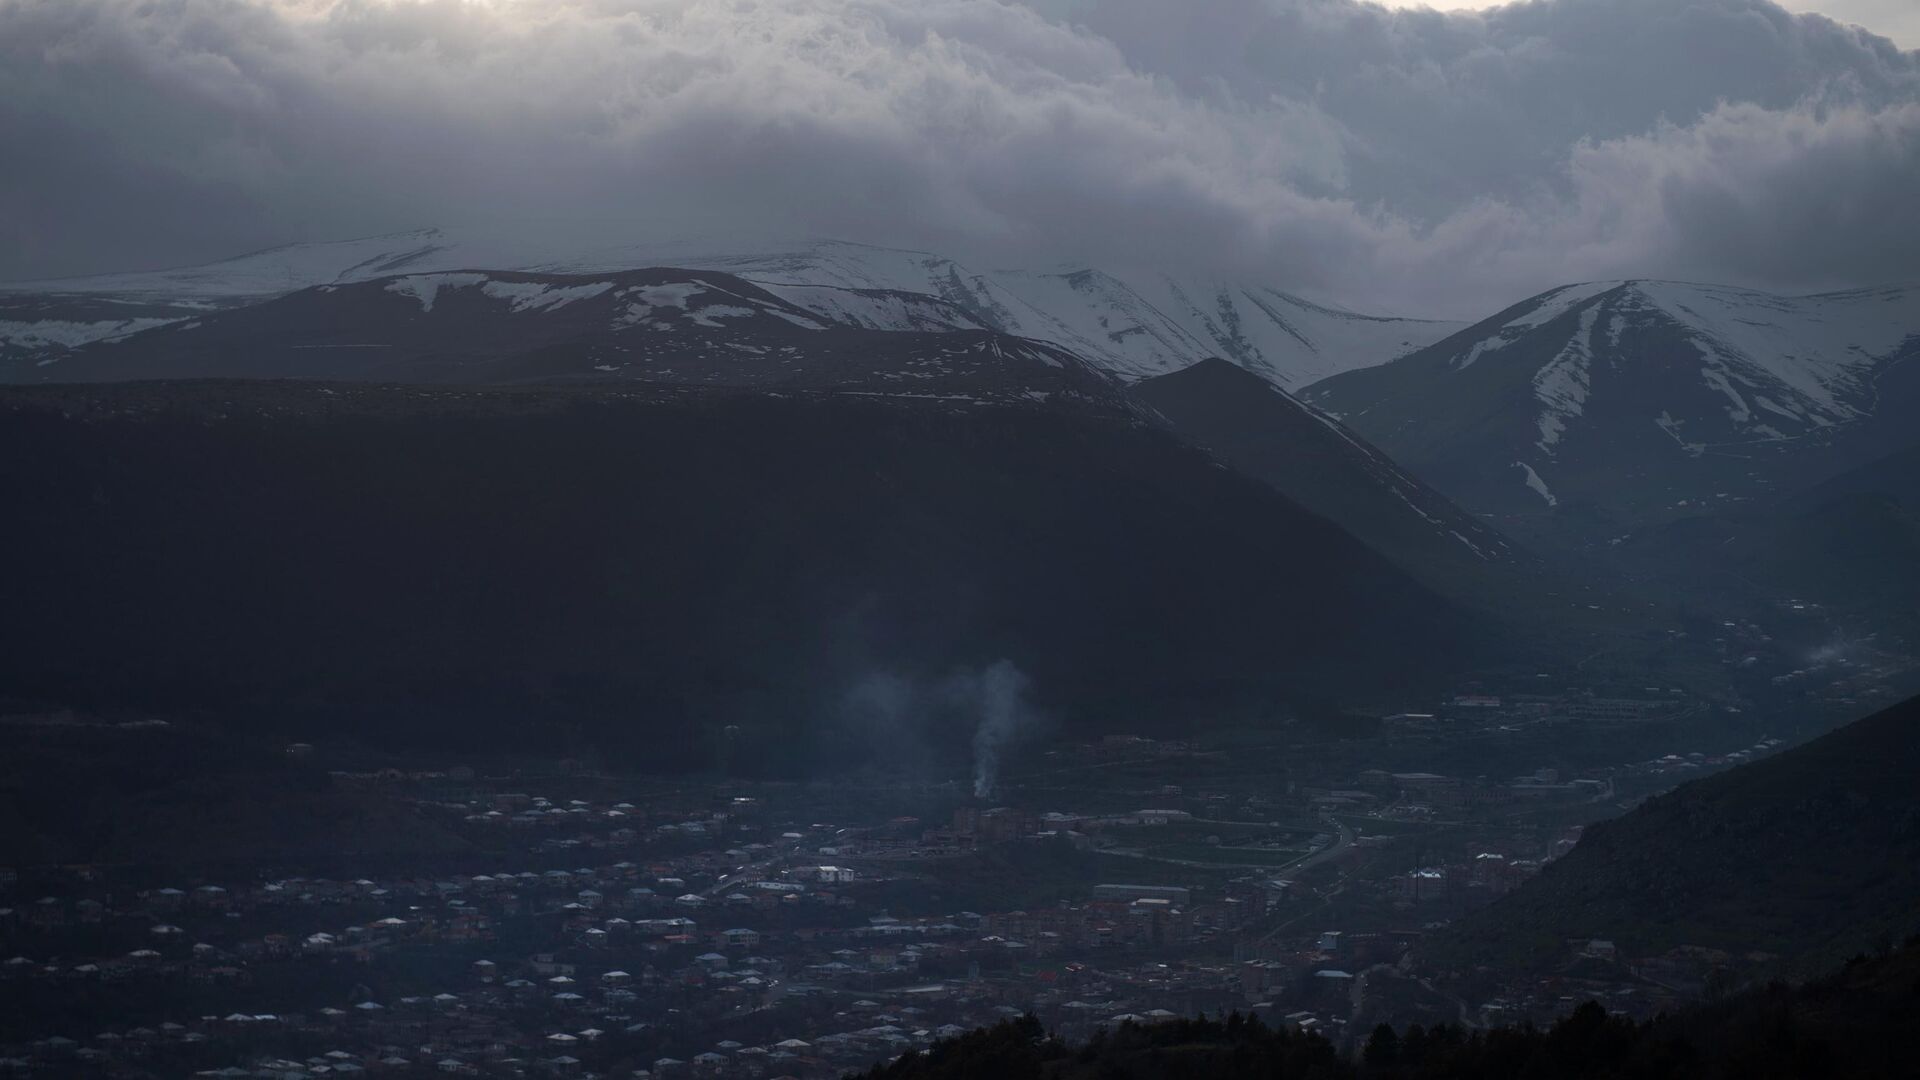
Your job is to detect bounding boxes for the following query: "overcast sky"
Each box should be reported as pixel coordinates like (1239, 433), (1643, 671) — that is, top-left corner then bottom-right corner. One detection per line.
(1400, 0), (1920, 48)
(3, 0), (1916, 316)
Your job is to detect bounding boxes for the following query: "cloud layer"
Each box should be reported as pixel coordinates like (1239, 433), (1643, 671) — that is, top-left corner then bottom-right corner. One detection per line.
(3, 0), (1916, 315)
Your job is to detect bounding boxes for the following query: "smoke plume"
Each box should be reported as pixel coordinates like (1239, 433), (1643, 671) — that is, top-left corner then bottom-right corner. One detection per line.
(955, 659), (1040, 799)
(836, 658), (1043, 795)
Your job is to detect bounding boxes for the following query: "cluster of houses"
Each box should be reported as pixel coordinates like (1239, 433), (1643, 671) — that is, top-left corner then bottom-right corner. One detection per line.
(0, 857), (1303, 1079)
(0, 776), (1309, 1079)
(1, 719), (1789, 1077)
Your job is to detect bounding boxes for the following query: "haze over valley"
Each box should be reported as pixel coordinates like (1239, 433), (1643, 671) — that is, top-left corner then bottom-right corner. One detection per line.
(2, 1), (1919, 1078)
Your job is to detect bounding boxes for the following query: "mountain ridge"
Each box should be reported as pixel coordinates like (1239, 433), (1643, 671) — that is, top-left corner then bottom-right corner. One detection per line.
(20, 267), (1122, 405)
(1306, 277), (1920, 531)
(0, 230), (1463, 390)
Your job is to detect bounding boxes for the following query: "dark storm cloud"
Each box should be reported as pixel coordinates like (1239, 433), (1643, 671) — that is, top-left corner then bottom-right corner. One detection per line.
(1, 0), (1916, 314)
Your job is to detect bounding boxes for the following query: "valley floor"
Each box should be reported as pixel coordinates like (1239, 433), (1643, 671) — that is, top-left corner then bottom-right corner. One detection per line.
(0, 672), (1882, 1078)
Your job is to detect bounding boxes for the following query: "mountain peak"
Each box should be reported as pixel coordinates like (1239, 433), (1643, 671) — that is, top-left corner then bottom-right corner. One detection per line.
(1169, 355), (1273, 385)
(1310, 275), (1920, 526)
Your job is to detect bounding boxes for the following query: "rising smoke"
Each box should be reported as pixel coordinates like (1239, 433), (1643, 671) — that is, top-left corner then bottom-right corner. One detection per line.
(837, 658), (1043, 797)
(955, 660), (1038, 799)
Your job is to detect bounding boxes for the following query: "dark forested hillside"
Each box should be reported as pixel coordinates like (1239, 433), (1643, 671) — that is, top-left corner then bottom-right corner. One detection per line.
(1433, 693), (1920, 973)
(856, 943), (1920, 1080)
(0, 381), (1505, 774)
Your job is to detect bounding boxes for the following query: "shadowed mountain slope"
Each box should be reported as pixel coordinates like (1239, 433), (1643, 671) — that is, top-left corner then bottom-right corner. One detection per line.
(1129, 358), (1524, 601)
(1435, 693), (1920, 973)
(1, 380), (1509, 774)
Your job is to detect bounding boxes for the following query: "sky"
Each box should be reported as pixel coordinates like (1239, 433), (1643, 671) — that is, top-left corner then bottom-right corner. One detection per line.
(2, 0), (1917, 317)
(1401, 0), (1920, 49)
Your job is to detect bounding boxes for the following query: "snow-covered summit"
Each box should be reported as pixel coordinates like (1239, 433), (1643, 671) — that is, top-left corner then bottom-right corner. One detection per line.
(1441, 279), (1920, 453)
(1, 231), (1459, 389)
(23, 267), (1117, 404)
(1308, 278), (1920, 526)
(624, 239), (1463, 389)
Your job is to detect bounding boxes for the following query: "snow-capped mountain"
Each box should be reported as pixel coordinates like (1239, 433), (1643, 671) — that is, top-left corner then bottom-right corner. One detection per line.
(609, 240), (1463, 389)
(0, 229), (471, 372)
(1306, 279), (1920, 530)
(0, 230), (1459, 388)
(37, 267), (1115, 405)
(0, 293), (216, 372)
(33, 258), (1543, 619)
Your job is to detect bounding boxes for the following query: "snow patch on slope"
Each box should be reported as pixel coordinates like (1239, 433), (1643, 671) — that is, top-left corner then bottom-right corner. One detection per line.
(1514, 461), (1558, 507)
(1532, 304), (1602, 452)
(751, 282), (990, 333)
(386, 273), (487, 312)
(687, 304), (756, 328)
(1453, 281), (1618, 370)
(1601, 281), (1920, 443)
(630, 282), (703, 309)
(1653, 411), (1705, 456)
(0, 317), (176, 352)
(1631, 281), (1914, 409)
(652, 241), (1461, 388)
(480, 279), (614, 312)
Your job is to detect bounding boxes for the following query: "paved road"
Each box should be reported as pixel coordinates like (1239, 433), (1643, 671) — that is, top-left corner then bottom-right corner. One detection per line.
(1285, 813), (1355, 875)
(1097, 812), (1355, 873)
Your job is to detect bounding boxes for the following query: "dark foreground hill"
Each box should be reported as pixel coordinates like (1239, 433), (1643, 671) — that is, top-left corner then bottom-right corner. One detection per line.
(1434, 693), (1920, 974)
(0, 380), (1504, 774)
(855, 943), (1920, 1080)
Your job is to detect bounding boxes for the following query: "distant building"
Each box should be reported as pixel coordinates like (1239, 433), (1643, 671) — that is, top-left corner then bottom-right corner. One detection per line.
(1092, 884), (1191, 905)
(1392, 773), (1463, 807)
(1398, 868), (1449, 903)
